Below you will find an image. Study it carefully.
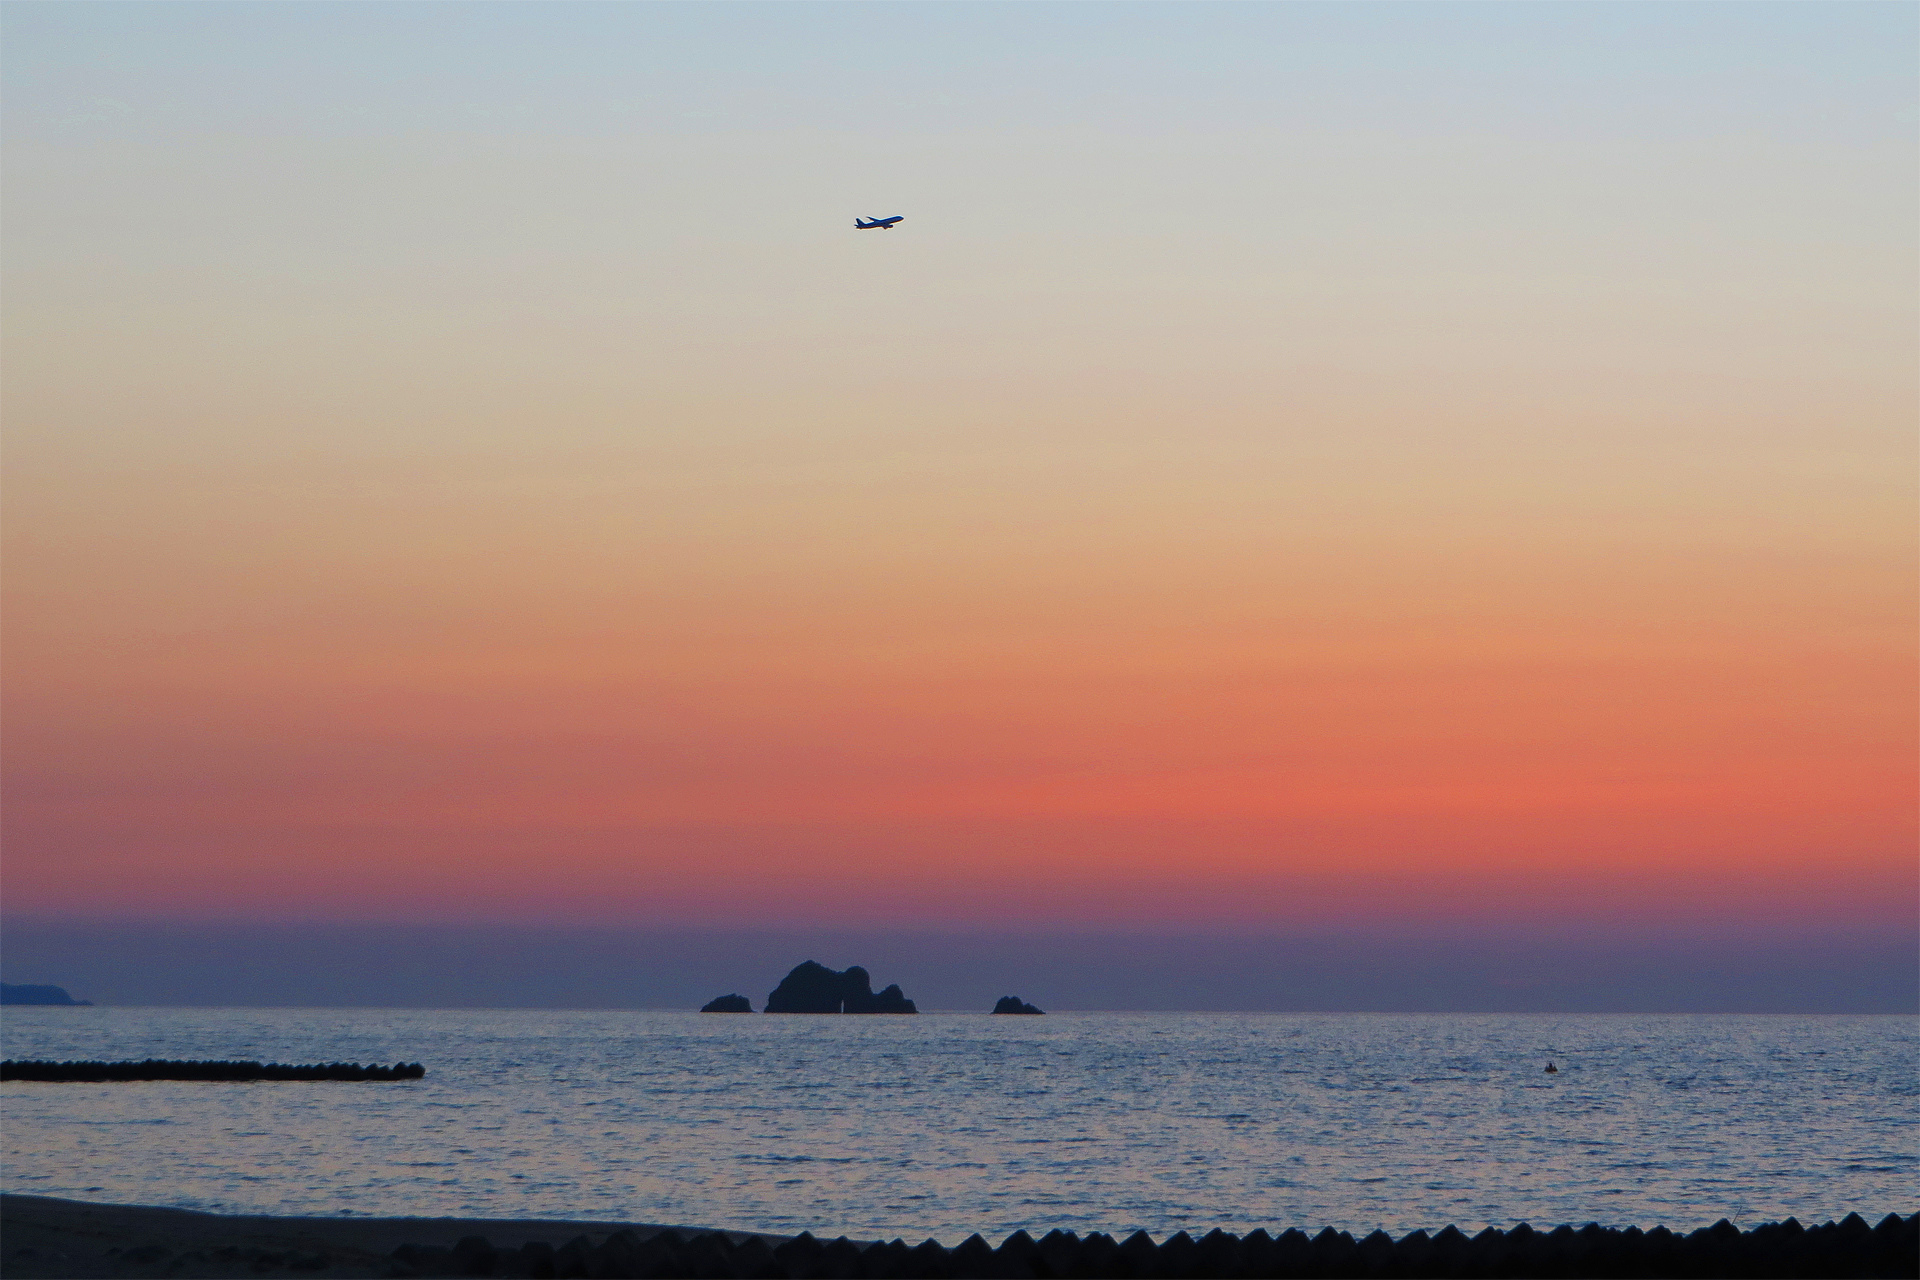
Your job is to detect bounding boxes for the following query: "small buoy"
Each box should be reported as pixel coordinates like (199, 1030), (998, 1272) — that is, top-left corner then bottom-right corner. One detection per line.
(1544, 1062), (1559, 1073)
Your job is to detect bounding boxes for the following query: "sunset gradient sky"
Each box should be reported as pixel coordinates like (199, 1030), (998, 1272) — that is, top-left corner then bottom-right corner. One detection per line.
(4, 3), (1914, 949)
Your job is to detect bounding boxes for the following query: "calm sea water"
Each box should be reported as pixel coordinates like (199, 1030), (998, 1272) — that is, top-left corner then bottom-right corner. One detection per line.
(1, 1009), (1913, 1241)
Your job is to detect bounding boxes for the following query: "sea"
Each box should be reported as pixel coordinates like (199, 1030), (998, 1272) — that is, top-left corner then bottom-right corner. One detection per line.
(1, 1009), (1913, 1243)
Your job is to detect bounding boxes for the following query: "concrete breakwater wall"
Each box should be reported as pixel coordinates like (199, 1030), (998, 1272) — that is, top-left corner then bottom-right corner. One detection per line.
(388, 1213), (1916, 1278)
(0, 1059), (425, 1082)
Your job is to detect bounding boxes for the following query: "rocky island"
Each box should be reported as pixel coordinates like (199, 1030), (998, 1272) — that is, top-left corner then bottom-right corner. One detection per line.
(992, 996), (1044, 1015)
(764, 961), (917, 1013)
(700, 994), (753, 1012)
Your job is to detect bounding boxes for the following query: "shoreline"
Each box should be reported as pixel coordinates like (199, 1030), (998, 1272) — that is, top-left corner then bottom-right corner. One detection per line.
(3, 1194), (1912, 1279)
(0, 1194), (792, 1278)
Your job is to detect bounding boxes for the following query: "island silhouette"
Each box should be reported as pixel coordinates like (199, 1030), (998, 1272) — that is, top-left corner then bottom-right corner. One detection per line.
(700, 966), (1056, 1014)
(700, 962), (917, 1013)
(766, 961), (916, 1013)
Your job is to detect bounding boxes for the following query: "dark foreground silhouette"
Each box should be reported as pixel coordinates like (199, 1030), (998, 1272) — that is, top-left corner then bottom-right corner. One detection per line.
(1, 1059), (424, 1082)
(764, 961), (917, 1013)
(383, 1214), (1917, 1278)
(0, 1196), (1910, 1279)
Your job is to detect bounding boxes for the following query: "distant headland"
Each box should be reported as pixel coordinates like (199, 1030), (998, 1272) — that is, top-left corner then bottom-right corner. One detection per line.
(993, 996), (1044, 1015)
(0, 984), (91, 1007)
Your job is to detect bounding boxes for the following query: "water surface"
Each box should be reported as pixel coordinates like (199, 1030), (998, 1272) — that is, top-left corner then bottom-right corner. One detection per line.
(3, 1009), (1912, 1240)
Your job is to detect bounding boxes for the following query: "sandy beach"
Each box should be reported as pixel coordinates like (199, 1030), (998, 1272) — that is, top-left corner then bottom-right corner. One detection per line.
(0, 1194), (787, 1278)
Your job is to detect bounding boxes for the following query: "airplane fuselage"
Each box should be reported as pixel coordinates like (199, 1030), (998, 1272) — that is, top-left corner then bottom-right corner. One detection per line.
(856, 216), (903, 230)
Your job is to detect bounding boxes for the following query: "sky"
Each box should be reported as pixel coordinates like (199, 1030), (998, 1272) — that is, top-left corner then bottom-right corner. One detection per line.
(2, 3), (1914, 1007)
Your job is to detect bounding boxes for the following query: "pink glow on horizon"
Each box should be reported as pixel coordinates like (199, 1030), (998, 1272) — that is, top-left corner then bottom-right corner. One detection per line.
(4, 5), (1913, 937)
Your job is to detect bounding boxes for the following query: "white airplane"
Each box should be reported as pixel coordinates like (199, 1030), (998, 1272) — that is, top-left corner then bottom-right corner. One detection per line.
(855, 215), (904, 230)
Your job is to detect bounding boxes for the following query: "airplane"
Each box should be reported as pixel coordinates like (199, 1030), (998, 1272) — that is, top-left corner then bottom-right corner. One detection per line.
(855, 215), (904, 230)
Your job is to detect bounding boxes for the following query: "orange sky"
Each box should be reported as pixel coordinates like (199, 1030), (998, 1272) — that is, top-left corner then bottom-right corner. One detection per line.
(3, 4), (1914, 932)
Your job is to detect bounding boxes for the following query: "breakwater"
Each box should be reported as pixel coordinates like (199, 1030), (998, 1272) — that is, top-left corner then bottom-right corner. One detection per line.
(0, 1059), (424, 1082)
(389, 1214), (1917, 1278)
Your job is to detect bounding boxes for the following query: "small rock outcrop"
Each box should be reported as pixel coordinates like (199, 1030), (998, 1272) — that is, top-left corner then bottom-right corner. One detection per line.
(993, 996), (1045, 1015)
(699, 994), (752, 1013)
(765, 961), (917, 1014)
(842, 967), (918, 1014)
(0, 984), (91, 1006)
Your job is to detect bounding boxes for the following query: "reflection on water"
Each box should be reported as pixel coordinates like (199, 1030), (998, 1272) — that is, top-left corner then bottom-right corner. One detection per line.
(2, 1009), (1913, 1240)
